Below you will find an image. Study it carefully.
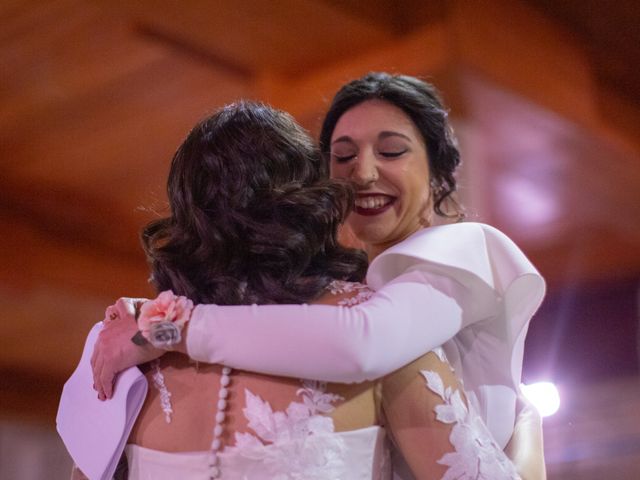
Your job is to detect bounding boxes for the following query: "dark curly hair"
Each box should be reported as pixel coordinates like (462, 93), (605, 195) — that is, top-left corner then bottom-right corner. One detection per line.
(320, 72), (463, 218)
(142, 101), (368, 305)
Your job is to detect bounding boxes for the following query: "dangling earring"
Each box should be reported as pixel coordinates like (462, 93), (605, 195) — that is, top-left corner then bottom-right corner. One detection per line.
(419, 209), (433, 227)
(419, 181), (436, 227)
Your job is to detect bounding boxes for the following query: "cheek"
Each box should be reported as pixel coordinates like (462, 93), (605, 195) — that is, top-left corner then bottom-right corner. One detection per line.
(415, 180), (432, 206)
(399, 172), (431, 213)
(402, 161), (430, 200)
(391, 167), (426, 197)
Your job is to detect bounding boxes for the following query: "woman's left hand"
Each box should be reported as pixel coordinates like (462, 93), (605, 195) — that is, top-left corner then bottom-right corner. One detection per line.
(91, 298), (163, 400)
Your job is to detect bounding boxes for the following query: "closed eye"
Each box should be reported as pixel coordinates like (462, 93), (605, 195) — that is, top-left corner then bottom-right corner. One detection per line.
(379, 150), (407, 158)
(332, 153), (357, 163)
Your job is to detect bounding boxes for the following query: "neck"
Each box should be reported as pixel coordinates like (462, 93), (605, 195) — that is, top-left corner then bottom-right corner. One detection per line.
(364, 226), (426, 261)
(365, 244), (385, 262)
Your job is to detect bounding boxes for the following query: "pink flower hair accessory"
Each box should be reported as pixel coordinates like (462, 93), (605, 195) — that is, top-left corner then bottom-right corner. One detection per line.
(136, 290), (194, 349)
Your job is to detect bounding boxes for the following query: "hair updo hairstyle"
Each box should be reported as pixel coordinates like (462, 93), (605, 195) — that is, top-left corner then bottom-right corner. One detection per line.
(319, 72), (463, 218)
(142, 101), (368, 305)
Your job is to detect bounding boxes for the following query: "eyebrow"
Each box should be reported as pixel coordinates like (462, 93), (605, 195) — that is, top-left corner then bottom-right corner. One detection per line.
(331, 131), (412, 146)
(331, 136), (354, 146)
(379, 131), (412, 142)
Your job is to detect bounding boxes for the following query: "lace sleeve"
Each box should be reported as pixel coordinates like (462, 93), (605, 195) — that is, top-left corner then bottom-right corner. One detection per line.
(381, 348), (521, 480)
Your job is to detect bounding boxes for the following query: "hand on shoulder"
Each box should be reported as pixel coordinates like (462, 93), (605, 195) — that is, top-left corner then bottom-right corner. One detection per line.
(91, 298), (163, 400)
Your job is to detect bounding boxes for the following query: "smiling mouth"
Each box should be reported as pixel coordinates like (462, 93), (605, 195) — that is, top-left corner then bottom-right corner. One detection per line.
(354, 194), (396, 216)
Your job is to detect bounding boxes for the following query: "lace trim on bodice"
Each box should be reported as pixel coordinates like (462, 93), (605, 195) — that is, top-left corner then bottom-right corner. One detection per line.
(226, 380), (349, 478)
(423, 348), (520, 479)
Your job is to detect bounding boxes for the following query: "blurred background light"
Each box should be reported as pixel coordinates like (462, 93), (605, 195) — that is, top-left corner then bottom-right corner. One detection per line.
(521, 381), (561, 417)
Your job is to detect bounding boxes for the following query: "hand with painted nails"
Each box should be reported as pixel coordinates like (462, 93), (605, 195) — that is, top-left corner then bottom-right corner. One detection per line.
(90, 298), (162, 400)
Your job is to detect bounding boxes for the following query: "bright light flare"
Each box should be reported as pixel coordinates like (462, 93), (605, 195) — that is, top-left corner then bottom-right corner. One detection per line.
(521, 382), (560, 417)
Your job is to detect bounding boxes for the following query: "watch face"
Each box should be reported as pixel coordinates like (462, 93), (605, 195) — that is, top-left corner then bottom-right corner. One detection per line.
(149, 322), (182, 349)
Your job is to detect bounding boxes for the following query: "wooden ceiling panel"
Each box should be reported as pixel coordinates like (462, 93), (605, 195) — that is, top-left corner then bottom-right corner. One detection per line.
(1, 3), (167, 173)
(523, 0), (640, 109)
(320, 0), (448, 33)
(0, 0), (82, 41)
(2, 14), (253, 223)
(109, 0), (394, 76)
(0, 2), (162, 111)
(6, 54), (250, 186)
(450, 0), (599, 125)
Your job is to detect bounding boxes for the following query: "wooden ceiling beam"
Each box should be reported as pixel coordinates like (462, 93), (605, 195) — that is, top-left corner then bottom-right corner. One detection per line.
(253, 22), (451, 128)
(107, 0), (394, 75)
(447, 0), (640, 153)
(250, 0), (599, 132)
(449, 0), (598, 126)
(320, 0), (449, 34)
(521, 0), (640, 111)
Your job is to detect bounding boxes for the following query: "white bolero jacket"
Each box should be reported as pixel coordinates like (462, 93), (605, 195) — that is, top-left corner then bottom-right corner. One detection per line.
(367, 222), (545, 448)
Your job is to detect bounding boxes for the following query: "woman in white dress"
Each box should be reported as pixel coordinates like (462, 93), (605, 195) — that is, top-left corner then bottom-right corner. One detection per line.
(90, 74), (546, 478)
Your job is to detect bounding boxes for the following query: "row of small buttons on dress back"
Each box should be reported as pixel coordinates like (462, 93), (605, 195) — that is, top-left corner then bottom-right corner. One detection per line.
(209, 366), (232, 478)
(150, 362), (232, 479)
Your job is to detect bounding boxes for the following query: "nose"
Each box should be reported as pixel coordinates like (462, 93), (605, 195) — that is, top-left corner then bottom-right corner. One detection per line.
(350, 151), (379, 186)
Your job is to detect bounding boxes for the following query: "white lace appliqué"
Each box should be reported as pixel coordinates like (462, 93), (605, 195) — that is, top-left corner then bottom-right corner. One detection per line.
(150, 359), (173, 423)
(421, 352), (520, 480)
(227, 380), (347, 479)
(327, 280), (374, 306)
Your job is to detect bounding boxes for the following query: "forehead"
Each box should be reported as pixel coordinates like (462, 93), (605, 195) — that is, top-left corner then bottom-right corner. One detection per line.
(332, 99), (419, 141)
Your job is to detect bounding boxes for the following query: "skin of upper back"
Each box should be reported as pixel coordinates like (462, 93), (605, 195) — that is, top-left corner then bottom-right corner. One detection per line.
(128, 289), (379, 453)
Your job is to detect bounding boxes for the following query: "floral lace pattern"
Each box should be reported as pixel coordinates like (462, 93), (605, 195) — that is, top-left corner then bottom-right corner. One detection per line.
(421, 351), (520, 480)
(327, 280), (374, 306)
(150, 359), (173, 423)
(226, 380), (348, 479)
